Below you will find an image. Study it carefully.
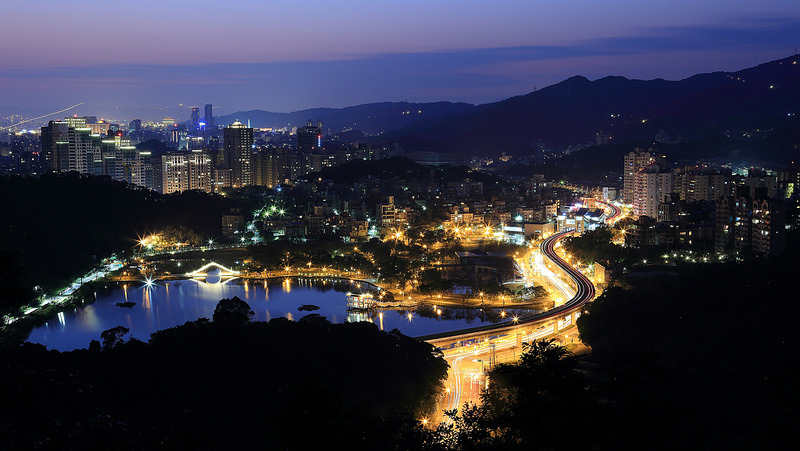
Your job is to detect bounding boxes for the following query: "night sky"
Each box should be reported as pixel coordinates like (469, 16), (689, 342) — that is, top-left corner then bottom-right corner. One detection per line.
(1, 1), (797, 121)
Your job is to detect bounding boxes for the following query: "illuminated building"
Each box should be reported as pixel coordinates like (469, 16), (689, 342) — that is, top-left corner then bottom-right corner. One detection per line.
(253, 147), (289, 188)
(633, 166), (672, 219)
(223, 120), (253, 188)
(297, 121), (322, 153)
(213, 167), (232, 191)
(40, 120), (69, 170)
(42, 118), (155, 189)
(716, 186), (786, 256)
(379, 196), (407, 231)
(190, 107), (200, 129)
(623, 149), (654, 203)
(204, 104), (214, 129)
(161, 151), (213, 194)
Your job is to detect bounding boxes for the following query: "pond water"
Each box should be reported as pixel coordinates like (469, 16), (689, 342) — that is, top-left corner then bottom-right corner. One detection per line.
(27, 278), (533, 351)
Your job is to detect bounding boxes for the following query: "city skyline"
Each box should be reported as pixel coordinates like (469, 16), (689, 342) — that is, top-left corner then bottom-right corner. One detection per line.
(1, 1), (798, 121)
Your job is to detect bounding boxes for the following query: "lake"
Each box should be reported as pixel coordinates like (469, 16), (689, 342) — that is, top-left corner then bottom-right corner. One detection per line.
(27, 277), (532, 351)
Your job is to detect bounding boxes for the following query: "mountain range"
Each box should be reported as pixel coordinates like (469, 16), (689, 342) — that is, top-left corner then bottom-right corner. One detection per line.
(215, 102), (474, 135)
(221, 55), (800, 159)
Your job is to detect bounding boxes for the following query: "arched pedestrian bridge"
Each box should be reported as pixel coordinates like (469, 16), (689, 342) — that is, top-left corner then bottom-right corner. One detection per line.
(185, 262), (240, 283)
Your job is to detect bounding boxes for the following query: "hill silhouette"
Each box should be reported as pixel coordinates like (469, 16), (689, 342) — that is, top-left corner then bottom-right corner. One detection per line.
(216, 101), (475, 135)
(385, 55), (800, 158)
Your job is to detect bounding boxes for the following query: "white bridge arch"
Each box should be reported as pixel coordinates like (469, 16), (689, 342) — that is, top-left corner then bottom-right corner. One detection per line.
(185, 262), (240, 278)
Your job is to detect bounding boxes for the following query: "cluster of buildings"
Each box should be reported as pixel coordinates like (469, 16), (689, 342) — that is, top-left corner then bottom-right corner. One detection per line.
(32, 112), (384, 194)
(618, 148), (800, 257)
(228, 161), (586, 247)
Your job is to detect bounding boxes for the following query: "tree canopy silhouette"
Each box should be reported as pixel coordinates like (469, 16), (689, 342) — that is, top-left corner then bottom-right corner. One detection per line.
(212, 297), (254, 324)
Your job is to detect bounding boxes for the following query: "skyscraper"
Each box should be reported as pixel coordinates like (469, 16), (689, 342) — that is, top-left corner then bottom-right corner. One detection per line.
(40, 120), (69, 171)
(223, 120), (253, 188)
(204, 104), (214, 129)
(41, 118), (155, 189)
(623, 149), (654, 204)
(632, 166), (672, 218)
(190, 107), (200, 129)
(297, 121), (322, 153)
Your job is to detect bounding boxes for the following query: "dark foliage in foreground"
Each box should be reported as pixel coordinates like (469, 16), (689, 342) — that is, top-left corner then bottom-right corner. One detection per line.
(0, 173), (238, 310)
(423, 257), (796, 450)
(0, 304), (448, 450)
(578, 256), (797, 449)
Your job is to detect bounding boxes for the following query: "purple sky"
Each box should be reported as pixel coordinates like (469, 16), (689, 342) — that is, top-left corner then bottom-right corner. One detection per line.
(1, 1), (798, 122)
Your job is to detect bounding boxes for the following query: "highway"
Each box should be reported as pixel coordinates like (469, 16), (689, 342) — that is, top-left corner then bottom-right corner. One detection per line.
(597, 200), (623, 224)
(431, 229), (595, 423)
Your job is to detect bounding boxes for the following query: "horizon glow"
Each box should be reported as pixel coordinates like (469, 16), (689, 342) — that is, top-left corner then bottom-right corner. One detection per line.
(1, 1), (798, 120)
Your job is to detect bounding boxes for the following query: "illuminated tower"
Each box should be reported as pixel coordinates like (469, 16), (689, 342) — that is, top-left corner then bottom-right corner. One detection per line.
(204, 104), (214, 129)
(223, 120), (253, 188)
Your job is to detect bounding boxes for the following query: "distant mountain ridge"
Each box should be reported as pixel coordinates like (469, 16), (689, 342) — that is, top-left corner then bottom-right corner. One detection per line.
(388, 55), (800, 157)
(216, 101), (475, 135)
(218, 56), (800, 161)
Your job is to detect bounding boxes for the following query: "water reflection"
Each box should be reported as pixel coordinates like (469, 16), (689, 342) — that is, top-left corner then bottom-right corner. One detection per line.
(27, 278), (533, 351)
(346, 311), (373, 324)
(143, 286), (152, 310)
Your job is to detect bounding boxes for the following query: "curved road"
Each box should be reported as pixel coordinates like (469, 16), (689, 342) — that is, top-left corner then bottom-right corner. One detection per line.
(537, 229), (595, 316)
(422, 229), (595, 343)
(431, 229), (596, 424)
(597, 200), (623, 224)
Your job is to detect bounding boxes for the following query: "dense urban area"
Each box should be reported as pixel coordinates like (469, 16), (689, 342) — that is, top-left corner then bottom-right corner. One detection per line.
(1, 57), (799, 449)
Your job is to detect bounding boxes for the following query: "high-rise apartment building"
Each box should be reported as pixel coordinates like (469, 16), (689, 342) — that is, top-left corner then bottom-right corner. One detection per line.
(223, 120), (253, 188)
(41, 118), (155, 190)
(253, 147), (289, 188)
(623, 149), (654, 203)
(66, 125), (99, 174)
(161, 151), (213, 194)
(673, 172), (730, 203)
(633, 166), (672, 218)
(64, 116), (88, 129)
(40, 120), (69, 171)
(716, 186), (785, 256)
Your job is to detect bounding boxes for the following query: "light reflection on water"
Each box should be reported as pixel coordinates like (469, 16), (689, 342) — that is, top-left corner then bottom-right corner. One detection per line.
(26, 278), (531, 351)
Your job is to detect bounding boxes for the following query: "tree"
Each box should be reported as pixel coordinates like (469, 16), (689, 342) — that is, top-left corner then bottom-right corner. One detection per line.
(427, 339), (592, 450)
(212, 297), (254, 324)
(0, 250), (35, 314)
(100, 326), (130, 350)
